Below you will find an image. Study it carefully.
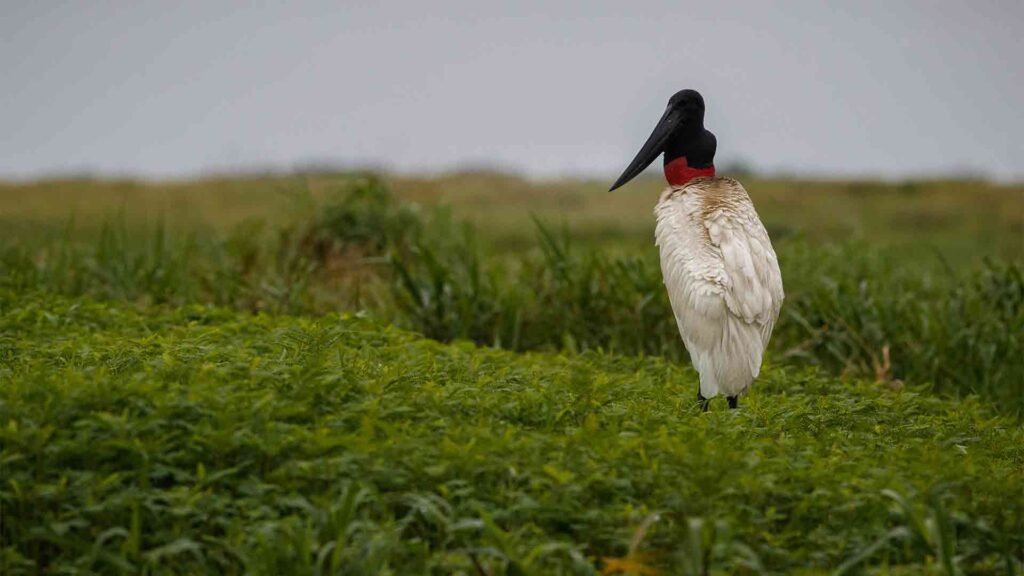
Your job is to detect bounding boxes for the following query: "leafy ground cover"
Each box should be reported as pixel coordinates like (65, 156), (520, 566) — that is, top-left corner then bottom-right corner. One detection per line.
(1, 173), (1021, 573)
(3, 180), (1021, 416)
(2, 291), (1022, 574)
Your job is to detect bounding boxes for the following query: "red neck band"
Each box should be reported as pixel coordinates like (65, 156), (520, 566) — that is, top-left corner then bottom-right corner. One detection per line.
(665, 156), (715, 187)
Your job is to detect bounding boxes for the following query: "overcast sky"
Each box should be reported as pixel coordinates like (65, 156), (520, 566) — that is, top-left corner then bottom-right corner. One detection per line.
(1, 1), (1022, 181)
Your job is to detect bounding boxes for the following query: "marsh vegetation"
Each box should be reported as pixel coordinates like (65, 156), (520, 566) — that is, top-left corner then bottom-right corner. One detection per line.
(1, 173), (1021, 573)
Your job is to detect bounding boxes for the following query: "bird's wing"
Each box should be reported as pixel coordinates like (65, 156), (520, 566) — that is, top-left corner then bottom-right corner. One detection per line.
(704, 196), (785, 347)
(655, 181), (784, 351)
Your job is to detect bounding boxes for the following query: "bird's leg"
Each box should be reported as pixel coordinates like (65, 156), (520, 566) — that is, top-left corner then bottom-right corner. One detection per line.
(697, 391), (709, 413)
(727, 396), (738, 410)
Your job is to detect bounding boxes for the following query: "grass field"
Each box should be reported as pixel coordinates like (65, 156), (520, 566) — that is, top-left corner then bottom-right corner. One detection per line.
(2, 173), (1021, 259)
(1, 172), (1022, 574)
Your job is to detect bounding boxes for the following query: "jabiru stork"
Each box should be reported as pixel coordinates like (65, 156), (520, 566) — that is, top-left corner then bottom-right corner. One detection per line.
(609, 89), (784, 411)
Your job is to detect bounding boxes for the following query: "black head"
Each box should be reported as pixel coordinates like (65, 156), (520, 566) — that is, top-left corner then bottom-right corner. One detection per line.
(609, 89), (717, 191)
(667, 89), (705, 125)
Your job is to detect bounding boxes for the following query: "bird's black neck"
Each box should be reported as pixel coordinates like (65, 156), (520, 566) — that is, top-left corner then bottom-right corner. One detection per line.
(663, 128), (716, 169)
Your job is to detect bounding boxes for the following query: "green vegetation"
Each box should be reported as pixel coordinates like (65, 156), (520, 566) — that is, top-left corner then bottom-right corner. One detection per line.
(2, 291), (1022, 574)
(1, 173), (1022, 573)
(2, 173), (1021, 260)
(3, 178), (1021, 415)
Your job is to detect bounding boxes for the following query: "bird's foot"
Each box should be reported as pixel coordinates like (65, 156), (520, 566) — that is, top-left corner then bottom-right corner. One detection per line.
(697, 391), (709, 413)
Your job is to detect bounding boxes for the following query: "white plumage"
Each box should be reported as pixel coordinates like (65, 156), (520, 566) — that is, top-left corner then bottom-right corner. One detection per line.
(654, 176), (784, 400)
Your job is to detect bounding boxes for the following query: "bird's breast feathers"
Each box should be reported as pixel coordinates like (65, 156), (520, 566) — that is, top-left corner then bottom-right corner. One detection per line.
(654, 176), (785, 354)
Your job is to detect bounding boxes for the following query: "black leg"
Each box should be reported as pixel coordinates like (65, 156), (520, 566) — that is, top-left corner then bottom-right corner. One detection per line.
(727, 396), (738, 410)
(697, 391), (709, 412)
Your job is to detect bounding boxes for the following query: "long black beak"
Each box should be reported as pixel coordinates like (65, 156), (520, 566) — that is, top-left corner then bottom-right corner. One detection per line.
(609, 105), (682, 191)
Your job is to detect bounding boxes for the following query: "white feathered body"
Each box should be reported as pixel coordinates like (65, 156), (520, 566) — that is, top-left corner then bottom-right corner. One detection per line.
(654, 176), (784, 399)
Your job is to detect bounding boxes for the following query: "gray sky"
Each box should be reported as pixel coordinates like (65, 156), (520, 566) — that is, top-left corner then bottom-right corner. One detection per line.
(2, 1), (1022, 181)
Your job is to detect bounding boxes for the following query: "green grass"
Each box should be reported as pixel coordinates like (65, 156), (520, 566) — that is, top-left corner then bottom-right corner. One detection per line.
(2, 173), (1022, 260)
(2, 291), (1022, 574)
(5, 179), (1019, 415)
(1, 173), (1022, 573)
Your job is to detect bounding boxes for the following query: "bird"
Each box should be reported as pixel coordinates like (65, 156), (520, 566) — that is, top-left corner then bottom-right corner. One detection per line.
(609, 89), (784, 411)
